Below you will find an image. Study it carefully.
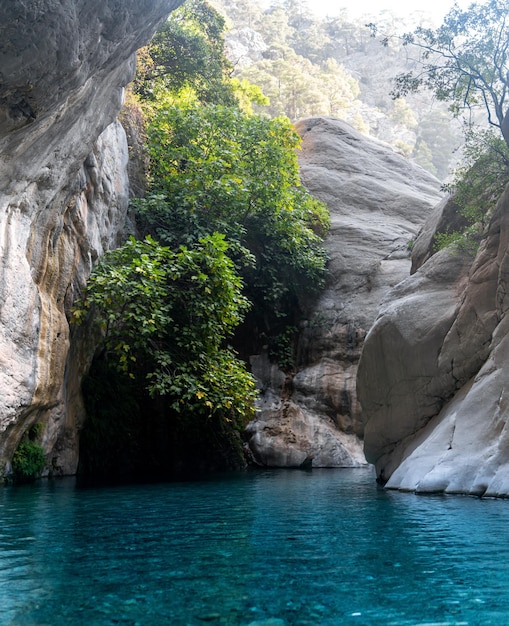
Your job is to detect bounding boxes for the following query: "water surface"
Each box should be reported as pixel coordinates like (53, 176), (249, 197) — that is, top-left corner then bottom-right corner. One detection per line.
(1, 468), (508, 625)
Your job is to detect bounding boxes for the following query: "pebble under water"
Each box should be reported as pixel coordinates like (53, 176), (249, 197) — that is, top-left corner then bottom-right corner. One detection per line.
(1, 468), (509, 625)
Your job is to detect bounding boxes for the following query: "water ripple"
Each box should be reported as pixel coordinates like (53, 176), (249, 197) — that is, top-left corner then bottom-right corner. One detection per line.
(0, 470), (509, 624)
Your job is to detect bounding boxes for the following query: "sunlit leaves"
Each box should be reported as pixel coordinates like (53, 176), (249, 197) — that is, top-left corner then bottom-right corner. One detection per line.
(133, 0), (235, 106)
(137, 102), (329, 334)
(77, 233), (256, 425)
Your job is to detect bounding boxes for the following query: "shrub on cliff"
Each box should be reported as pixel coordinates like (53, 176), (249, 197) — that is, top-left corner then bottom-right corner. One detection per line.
(9, 425), (45, 484)
(435, 128), (509, 252)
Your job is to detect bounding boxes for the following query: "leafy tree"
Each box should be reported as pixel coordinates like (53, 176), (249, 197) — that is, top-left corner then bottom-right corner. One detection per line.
(378, 0), (509, 146)
(135, 103), (329, 341)
(230, 77), (270, 114)
(76, 234), (256, 427)
(76, 231), (256, 477)
(82, 0), (331, 477)
(133, 0), (236, 106)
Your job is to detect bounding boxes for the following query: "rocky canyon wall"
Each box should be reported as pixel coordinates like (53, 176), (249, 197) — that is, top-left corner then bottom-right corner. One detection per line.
(358, 178), (509, 496)
(245, 117), (443, 468)
(0, 0), (182, 477)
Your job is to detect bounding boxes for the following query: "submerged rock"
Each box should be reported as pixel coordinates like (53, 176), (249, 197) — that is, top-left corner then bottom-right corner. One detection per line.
(246, 620), (287, 626)
(245, 117), (442, 468)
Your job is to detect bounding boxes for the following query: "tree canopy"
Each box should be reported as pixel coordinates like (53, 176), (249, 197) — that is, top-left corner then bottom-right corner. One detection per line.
(137, 101), (329, 348)
(377, 0), (509, 146)
(133, 0), (236, 106)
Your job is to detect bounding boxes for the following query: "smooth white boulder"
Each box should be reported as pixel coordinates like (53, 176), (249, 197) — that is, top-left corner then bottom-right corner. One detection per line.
(360, 181), (509, 495)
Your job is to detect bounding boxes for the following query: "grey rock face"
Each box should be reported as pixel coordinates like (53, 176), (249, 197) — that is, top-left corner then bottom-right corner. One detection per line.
(245, 117), (442, 468)
(226, 27), (267, 67)
(359, 180), (509, 496)
(0, 0), (182, 476)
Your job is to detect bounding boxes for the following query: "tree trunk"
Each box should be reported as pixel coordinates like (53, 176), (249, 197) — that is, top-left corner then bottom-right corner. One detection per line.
(502, 108), (509, 148)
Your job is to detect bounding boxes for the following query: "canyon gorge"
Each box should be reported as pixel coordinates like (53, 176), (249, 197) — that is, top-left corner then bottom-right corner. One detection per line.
(2, 0), (509, 496)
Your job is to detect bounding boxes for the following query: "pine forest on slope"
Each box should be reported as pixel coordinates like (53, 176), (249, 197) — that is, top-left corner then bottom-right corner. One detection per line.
(216, 0), (462, 180)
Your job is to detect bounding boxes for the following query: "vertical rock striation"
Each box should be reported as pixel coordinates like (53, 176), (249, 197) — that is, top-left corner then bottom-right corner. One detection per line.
(0, 0), (182, 476)
(245, 117), (442, 468)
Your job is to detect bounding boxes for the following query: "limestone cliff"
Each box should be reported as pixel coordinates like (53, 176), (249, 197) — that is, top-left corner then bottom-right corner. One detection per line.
(0, 0), (182, 477)
(245, 117), (442, 468)
(358, 177), (509, 496)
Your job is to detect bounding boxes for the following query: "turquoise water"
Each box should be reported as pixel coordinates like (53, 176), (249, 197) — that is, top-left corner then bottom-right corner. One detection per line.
(1, 468), (509, 625)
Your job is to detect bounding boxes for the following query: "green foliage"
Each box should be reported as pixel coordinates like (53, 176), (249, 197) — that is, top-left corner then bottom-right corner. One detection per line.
(77, 233), (256, 427)
(230, 78), (270, 114)
(10, 425), (45, 484)
(235, 46), (361, 120)
(268, 326), (298, 371)
(136, 102), (329, 337)
(78, 0), (333, 476)
(433, 228), (479, 255)
(134, 0), (236, 106)
(434, 128), (509, 252)
(384, 0), (509, 144)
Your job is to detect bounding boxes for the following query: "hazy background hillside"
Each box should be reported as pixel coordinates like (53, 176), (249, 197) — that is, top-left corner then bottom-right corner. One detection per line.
(215, 0), (464, 180)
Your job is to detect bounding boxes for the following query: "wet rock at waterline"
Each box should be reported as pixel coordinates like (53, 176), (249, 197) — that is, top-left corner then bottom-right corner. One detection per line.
(359, 177), (509, 496)
(245, 117), (443, 468)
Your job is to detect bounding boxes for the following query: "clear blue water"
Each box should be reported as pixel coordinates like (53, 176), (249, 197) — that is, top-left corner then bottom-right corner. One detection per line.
(1, 468), (509, 625)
